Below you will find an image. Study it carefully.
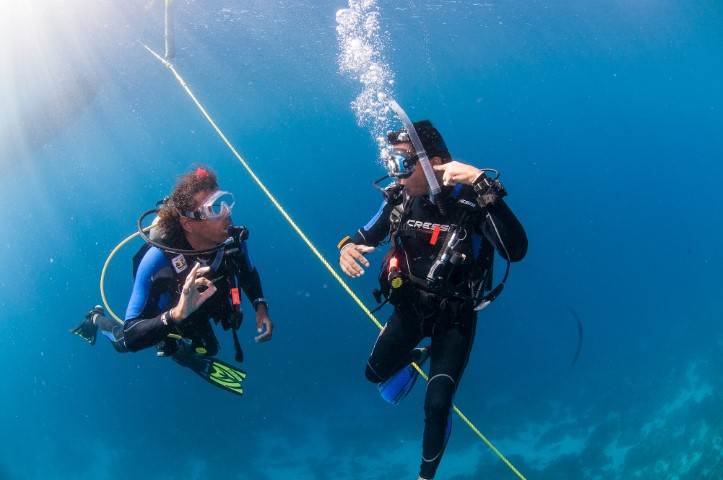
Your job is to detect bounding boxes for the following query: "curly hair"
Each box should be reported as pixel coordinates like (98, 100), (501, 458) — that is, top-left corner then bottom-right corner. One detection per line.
(156, 166), (219, 246)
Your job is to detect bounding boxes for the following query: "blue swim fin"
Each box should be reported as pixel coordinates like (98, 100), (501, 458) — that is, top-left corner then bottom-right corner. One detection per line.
(378, 346), (430, 405)
(378, 364), (419, 405)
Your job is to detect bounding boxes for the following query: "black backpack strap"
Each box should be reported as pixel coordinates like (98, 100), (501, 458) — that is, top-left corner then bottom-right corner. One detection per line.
(387, 197), (413, 252)
(227, 267), (245, 363)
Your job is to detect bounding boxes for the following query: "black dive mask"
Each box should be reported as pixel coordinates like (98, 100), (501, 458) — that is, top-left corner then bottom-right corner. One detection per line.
(383, 148), (419, 178)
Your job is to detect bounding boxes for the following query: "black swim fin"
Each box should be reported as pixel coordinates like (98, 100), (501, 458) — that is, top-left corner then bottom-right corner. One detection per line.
(69, 306), (104, 345)
(173, 353), (247, 397)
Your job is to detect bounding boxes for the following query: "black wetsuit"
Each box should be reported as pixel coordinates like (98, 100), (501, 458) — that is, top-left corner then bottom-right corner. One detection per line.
(343, 181), (527, 479)
(97, 235), (265, 358)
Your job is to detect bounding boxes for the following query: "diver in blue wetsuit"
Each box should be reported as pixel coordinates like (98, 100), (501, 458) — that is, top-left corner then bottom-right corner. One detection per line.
(339, 120), (527, 479)
(71, 166), (273, 393)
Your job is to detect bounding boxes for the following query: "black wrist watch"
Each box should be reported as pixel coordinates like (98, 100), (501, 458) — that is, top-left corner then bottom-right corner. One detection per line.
(253, 298), (268, 310)
(471, 172), (490, 194)
(473, 174), (507, 207)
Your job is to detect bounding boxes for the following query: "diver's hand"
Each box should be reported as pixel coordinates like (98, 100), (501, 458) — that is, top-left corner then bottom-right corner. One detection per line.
(433, 161), (483, 186)
(254, 303), (273, 342)
(339, 243), (374, 278)
(170, 263), (216, 323)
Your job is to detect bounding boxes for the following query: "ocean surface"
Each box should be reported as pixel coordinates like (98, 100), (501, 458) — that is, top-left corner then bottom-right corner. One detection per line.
(1, 1), (722, 479)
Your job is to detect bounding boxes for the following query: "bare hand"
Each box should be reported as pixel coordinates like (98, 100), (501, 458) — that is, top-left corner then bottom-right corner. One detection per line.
(171, 262), (217, 323)
(433, 161), (483, 187)
(254, 303), (273, 342)
(339, 243), (375, 278)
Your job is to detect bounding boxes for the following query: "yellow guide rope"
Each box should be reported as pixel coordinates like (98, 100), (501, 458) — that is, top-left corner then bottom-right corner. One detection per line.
(139, 42), (527, 480)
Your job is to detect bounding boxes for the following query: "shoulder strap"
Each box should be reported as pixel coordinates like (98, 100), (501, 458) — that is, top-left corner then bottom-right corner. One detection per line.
(218, 253), (245, 364)
(387, 196), (413, 252)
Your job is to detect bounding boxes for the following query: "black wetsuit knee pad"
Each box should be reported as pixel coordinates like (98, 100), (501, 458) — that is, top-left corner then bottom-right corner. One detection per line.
(365, 364), (383, 383)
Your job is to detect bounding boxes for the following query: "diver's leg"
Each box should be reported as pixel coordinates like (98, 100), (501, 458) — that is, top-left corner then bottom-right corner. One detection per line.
(179, 319), (219, 356)
(70, 305), (128, 352)
(418, 314), (477, 480)
(365, 307), (424, 383)
(95, 314), (130, 353)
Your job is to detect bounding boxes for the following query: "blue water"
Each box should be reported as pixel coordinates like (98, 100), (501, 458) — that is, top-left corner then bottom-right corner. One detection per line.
(1, 1), (722, 479)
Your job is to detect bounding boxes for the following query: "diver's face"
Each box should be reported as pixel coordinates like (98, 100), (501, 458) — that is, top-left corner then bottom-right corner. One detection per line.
(186, 189), (232, 247)
(396, 143), (440, 196)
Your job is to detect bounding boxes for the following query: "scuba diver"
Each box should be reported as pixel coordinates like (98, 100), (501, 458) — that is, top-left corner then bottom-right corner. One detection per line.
(71, 165), (273, 396)
(338, 117), (527, 479)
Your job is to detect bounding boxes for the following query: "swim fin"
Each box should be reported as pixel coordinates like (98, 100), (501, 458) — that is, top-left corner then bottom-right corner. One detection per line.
(379, 364), (418, 405)
(172, 353), (247, 397)
(378, 346), (430, 405)
(69, 305), (104, 346)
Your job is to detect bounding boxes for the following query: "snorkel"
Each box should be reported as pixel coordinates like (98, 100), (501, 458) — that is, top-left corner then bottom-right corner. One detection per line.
(388, 100), (442, 204)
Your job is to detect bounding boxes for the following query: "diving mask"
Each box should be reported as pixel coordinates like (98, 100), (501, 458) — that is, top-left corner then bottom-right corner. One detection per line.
(383, 148), (419, 179)
(184, 190), (235, 220)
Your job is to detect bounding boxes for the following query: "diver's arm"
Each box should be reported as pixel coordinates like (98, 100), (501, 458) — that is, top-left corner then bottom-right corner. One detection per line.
(338, 200), (392, 277)
(347, 199), (395, 247)
(480, 198), (528, 262)
(441, 166), (529, 263)
(433, 161), (484, 186)
(124, 246), (170, 322)
(432, 162), (528, 262)
(234, 243), (273, 342)
(123, 247), (178, 351)
(234, 243), (265, 302)
(123, 265), (215, 351)
(123, 249), (215, 351)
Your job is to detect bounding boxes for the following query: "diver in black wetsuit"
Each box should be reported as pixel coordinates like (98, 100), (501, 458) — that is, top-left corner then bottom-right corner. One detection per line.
(71, 166), (273, 393)
(338, 120), (527, 480)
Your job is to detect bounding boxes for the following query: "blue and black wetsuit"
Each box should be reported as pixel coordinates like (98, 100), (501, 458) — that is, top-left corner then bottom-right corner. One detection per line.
(342, 182), (527, 480)
(98, 236), (265, 357)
